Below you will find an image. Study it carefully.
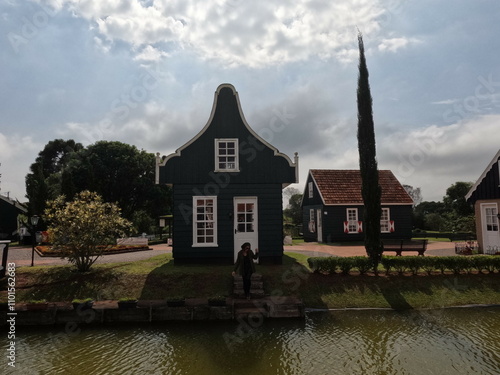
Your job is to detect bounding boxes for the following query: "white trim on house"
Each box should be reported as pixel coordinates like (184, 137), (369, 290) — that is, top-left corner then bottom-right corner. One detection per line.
(192, 196), (218, 247)
(214, 138), (239, 172)
(381, 208), (390, 233)
(156, 84), (298, 186)
(465, 149), (500, 200)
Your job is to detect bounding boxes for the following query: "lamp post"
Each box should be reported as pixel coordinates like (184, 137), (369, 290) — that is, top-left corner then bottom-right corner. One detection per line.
(30, 215), (39, 267)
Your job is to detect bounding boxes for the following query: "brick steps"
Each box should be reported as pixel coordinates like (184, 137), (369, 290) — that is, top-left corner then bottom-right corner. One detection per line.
(232, 273), (264, 299)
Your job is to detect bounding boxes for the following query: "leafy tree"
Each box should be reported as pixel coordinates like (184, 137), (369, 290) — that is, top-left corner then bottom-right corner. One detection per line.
(26, 139), (172, 232)
(413, 201), (445, 230)
(63, 141), (171, 222)
(443, 181), (474, 217)
(44, 191), (132, 272)
(25, 139), (83, 219)
(424, 213), (445, 231)
(413, 182), (475, 232)
(356, 32), (382, 269)
(283, 193), (303, 227)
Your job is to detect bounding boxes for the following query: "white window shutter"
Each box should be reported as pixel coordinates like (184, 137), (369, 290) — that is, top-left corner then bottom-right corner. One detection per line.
(357, 221), (363, 233)
(343, 221), (349, 233)
(389, 220), (395, 232)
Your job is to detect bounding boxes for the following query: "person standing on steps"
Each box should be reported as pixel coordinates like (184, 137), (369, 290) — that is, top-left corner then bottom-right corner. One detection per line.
(232, 242), (259, 299)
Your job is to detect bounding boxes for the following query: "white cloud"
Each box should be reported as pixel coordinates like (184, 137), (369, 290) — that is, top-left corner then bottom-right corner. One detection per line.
(377, 115), (500, 201)
(133, 45), (169, 62)
(378, 37), (421, 52)
(0, 133), (41, 201)
(431, 99), (458, 105)
(55, 0), (389, 67)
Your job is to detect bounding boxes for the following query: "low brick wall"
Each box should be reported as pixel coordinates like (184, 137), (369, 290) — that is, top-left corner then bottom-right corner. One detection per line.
(2, 297), (305, 326)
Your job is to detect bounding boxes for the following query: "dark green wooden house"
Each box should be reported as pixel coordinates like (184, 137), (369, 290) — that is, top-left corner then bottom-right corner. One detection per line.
(156, 84), (298, 264)
(465, 149), (500, 254)
(301, 169), (413, 243)
(0, 194), (26, 240)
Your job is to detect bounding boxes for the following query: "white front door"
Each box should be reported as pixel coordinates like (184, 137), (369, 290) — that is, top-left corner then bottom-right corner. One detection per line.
(481, 203), (500, 253)
(234, 197), (258, 262)
(316, 209), (323, 242)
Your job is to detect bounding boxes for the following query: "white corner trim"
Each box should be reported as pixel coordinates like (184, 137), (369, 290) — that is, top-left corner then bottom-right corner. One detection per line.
(465, 149), (500, 200)
(157, 84), (299, 177)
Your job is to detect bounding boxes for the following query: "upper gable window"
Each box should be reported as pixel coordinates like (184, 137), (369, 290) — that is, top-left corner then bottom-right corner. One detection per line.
(215, 139), (239, 172)
(308, 181), (313, 198)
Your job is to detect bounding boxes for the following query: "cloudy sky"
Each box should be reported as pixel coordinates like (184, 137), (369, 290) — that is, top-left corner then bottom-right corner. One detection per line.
(1, 0), (499, 204)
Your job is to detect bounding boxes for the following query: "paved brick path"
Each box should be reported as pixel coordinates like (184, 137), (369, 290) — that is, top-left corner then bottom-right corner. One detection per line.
(5, 241), (456, 267)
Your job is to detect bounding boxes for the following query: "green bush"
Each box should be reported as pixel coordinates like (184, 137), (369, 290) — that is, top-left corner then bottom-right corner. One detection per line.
(337, 258), (354, 275)
(419, 257), (436, 275)
(381, 256), (396, 274)
(307, 255), (500, 276)
(405, 256), (422, 275)
(351, 256), (372, 275)
(308, 257), (339, 274)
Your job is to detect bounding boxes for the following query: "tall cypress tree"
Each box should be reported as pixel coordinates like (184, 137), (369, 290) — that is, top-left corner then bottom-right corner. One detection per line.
(356, 32), (382, 270)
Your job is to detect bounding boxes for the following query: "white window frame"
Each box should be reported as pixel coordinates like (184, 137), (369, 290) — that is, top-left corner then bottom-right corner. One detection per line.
(308, 181), (313, 198)
(381, 208), (390, 233)
(485, 206), (499, 232)
(215, 138), (239, 172)
(346, 208), (358, 234)
(192, 196), (218, 247)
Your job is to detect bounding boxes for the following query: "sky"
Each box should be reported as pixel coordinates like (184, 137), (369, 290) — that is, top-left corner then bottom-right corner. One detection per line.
(1, 0), (500, 204)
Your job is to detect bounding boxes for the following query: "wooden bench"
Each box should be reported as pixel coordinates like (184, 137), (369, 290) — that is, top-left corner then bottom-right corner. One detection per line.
(382, 239), (428, 256)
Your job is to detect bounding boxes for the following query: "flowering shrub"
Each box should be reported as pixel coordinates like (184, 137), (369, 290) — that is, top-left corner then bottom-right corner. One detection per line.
(44, 191), (132, 272)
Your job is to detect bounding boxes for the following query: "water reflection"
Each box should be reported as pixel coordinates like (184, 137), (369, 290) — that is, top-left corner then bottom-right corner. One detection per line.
(9, 308), (500, 375)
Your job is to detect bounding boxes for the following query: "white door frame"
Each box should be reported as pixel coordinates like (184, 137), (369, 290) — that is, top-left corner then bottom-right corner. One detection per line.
(316, 209), (323, 242)
(480, 202), (500, 253)
(233, 197), (258, 262)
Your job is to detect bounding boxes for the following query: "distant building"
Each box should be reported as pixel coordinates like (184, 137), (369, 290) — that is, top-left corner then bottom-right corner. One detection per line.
(0, 194), (27, 240)
(156, 84), (298, 264)
(301, 169), (413, 243)
(465, 149), (500, 254)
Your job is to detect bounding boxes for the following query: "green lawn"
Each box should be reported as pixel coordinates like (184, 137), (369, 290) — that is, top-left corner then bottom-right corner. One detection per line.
(2, 252), (499, 310)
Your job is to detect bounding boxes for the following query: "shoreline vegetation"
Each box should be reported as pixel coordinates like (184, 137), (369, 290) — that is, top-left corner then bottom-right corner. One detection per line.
(1, 252), (499, 310)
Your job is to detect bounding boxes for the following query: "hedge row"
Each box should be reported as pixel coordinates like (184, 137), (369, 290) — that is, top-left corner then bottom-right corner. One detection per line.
(307, 256), (500, 275)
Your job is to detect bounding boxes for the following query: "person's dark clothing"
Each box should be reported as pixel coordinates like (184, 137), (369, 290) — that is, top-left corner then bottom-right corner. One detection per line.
(233, 249), (258, 297)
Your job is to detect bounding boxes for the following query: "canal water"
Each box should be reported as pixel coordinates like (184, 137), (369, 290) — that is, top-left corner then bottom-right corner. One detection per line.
(7, 307), (500, 375)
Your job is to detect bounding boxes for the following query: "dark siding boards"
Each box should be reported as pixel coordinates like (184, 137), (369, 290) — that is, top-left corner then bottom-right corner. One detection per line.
(158, 85), (296, 264)
(0, 199), (24, 238)
(159, 87), (296, 185)
(468, 158), (500, 203)
(303, 204), (412, 243)
(172, 183), (284, 264)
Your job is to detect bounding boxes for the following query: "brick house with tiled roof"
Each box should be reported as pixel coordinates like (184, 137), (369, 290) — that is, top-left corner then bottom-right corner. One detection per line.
(301, 170), (413, 243)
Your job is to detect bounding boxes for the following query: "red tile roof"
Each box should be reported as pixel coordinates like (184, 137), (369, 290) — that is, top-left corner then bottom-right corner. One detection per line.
(310, 169), (413, 205)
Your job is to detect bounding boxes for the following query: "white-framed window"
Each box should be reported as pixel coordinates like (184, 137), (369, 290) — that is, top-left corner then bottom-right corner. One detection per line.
(381, 208), (390, 233)
(485, 207), (499, 231)
(308, 181), (313, 198)
(345, 208), (360, 234)
(215, 139), (238, 172)
(193, 196), (217, 246)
